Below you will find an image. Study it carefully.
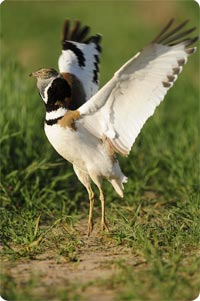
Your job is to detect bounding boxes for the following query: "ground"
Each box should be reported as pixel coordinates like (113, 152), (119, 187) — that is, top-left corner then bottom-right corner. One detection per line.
(2, 220), (143, 301)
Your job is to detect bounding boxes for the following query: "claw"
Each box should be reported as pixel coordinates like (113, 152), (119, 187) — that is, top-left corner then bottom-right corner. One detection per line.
(101, 220), (109, 232)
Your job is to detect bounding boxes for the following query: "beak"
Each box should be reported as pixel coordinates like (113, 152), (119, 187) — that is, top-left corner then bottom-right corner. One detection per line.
(29, 71), (37, 77)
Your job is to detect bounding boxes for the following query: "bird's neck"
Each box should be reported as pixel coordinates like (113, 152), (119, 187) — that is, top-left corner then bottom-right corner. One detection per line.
(45, 106), (67, 126)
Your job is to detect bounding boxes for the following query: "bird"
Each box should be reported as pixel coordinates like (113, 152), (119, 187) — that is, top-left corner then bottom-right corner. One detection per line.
(30, 19), (198, 236)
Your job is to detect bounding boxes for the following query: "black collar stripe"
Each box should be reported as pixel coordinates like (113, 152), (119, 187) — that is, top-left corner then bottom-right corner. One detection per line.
(45, 116), (63, 126)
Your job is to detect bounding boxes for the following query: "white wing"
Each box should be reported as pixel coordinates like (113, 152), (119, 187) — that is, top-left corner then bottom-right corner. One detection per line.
(78, 19), (197, 156)
(58, 20), (102, 100)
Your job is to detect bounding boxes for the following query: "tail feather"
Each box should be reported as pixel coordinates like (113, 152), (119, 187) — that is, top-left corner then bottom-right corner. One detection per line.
(110, 176), (128, 198)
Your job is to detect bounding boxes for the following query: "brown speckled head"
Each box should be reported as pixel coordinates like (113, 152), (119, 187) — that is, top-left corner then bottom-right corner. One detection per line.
(30, 68), (59, 102)
(29, 68), (58, 79)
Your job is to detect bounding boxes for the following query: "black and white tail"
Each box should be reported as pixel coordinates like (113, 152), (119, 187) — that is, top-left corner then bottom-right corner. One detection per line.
(58, 19), (102, 100)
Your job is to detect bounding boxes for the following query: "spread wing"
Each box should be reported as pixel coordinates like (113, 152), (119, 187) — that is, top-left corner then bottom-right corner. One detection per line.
(78, 19), (198, 156)
(58, 20), (102, 101)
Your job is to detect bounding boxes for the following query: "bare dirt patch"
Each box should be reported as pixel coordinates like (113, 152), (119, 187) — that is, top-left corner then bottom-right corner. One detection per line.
(1, 219), (145, 301)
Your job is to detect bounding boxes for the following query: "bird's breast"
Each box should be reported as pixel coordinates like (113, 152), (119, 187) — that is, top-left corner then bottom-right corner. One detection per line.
(44, 123), (81, 164)
(44, 123), (105, 169)
(44, 123), (120, 179)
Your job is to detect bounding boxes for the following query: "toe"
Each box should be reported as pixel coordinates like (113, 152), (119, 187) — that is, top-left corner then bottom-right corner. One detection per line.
(101, 221), (109, 232)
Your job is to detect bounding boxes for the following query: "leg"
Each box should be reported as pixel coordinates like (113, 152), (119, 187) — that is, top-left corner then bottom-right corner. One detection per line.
(73, 165), (95, 236)
(99, 186), (109, 232)
(86, 186), (94, 236)
(89, 173), (109, 232)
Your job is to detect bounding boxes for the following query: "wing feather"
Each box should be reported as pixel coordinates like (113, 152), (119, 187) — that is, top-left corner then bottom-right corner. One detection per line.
(58, 20), (102, 100)
(78, 20), (197, 156)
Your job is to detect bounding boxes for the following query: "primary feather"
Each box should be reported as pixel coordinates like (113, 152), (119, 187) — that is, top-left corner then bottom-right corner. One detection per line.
(78, 19), (197, 156)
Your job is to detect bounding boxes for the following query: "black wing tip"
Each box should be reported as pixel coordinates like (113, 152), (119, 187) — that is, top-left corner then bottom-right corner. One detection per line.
(61, 19), (102, 50)
(185, 36), (199, 47)
(85, 34), (102, 52)
(62, 19), (70, 42)
(152, 18), (198, 48)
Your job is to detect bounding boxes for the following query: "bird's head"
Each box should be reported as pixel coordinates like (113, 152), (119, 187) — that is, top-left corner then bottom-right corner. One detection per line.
(29, 68), (58, 80)
(30, 68), (60, 103)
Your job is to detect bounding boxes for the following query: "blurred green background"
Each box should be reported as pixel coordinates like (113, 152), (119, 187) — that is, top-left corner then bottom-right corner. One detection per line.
(1, 0), (199, 82)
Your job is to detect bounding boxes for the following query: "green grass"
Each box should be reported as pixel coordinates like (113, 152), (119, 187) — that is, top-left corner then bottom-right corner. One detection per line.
(0, 1), (200, 301)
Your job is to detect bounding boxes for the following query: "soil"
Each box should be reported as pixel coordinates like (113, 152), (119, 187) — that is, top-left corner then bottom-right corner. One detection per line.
(1, 219), (145, 301)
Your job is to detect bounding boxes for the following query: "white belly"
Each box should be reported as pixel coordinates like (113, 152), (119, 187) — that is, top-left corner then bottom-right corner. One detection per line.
(44, 123), (113, 176)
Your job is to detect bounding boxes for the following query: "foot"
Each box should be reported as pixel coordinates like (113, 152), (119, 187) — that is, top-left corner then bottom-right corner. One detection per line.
(101, 220), (109, 232)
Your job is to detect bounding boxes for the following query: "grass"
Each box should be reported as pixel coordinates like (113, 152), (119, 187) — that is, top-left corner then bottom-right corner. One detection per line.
(0, 1), (200, 301)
